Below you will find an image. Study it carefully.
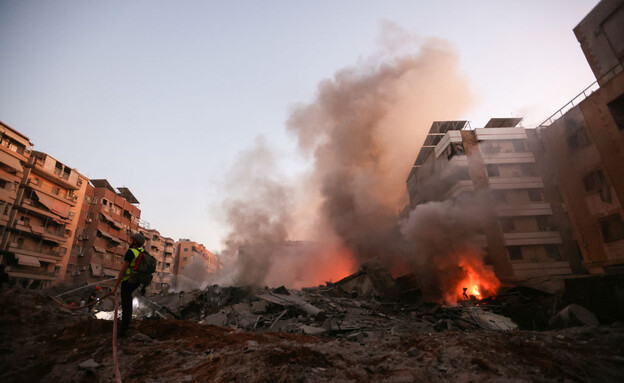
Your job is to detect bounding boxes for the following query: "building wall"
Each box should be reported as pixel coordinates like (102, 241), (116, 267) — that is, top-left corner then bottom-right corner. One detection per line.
(406, 120), (575, 282)
(573, 0), (624, 84)
(174, 239), (219, 289)
(537, 0), (624, 274)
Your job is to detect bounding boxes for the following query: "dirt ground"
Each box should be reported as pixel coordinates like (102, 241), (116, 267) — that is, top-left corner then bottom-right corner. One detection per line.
(1, 290), (623, 383)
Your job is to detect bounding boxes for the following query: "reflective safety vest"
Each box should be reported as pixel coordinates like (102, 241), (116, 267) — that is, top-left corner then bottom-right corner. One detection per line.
(122, 247), (144, 282)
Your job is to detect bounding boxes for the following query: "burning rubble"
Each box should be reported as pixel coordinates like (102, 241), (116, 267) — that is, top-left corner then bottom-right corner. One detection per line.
(2, 265), (624, 383)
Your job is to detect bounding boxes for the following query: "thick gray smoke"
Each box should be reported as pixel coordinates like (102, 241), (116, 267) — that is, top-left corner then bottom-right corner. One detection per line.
(220, 25), (476, 289)
(219, 136), (293, 286)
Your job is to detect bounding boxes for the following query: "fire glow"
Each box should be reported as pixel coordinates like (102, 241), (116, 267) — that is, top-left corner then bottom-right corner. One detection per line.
(443, 257), (500, 305)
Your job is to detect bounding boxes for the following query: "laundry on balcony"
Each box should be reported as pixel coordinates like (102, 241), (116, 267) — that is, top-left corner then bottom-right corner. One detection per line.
(16, 255), (41, 267)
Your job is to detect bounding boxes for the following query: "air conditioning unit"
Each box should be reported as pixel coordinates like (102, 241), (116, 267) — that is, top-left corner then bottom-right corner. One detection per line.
(86, 218), (92, 223)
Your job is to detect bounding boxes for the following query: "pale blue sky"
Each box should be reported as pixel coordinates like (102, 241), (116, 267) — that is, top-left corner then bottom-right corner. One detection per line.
(0, 0), (600, 251)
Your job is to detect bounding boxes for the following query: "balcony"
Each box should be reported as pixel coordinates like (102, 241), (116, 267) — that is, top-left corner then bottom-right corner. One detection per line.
(488, 177), (544, 190)
(511, 261), (572, 279)
(445, 180), (475, 199)
(482, 152), (535, 165)
(503, 231), (562, 246)
(9, 245), (63, 262)
(496, 202), (553, 217)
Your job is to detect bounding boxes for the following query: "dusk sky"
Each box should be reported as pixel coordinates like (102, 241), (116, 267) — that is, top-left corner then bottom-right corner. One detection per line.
(0, 0), (600, 252)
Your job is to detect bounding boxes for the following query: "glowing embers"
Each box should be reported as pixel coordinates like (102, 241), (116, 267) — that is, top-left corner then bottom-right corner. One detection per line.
(443, 256), (500, 305)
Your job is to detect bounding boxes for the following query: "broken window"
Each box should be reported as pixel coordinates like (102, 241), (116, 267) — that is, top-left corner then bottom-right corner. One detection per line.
(446, 143), (466, 160)
(607, 93), (624, 131)
(508, 246), (523, 261)
(583, 170), (612, 203)
(565, 123), (591, 150)
(486, 165), (499, 177)
(600, 214), (624, 243)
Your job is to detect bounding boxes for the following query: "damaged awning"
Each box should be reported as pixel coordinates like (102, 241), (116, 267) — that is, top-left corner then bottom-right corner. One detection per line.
(98, 230), (120, 244)
(32, 191), (70, 219)
(0, 151), (23, 172)
(17, 255), (41, 267)
(92, 246), (106, 254)
(100, 212), (123, 230)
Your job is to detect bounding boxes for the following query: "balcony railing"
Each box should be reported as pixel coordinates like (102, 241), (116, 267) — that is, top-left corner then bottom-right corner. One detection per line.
(539, 62), (623, 128)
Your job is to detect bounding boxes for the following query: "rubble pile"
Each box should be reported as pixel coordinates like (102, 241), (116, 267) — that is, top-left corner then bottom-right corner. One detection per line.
(1, 263), (624, 382)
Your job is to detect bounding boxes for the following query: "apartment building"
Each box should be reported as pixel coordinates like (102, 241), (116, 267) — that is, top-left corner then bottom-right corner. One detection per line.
(406, 119), (575, 282)
(537, 0), (624, 274)
(0, 121), (32, 242)
(0, 143), (88, 288)
(65, 179), (141, 285)
(137, 227), (176, 293)
(174, 239), (219, 289)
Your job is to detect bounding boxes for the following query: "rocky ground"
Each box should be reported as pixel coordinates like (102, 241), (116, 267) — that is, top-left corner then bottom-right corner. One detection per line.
(1, 288), (624, 383)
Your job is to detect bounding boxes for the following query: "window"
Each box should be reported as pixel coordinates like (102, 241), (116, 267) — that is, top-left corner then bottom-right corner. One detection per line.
(565, 123), (590, 150)
(52, 187), (60, 195)
(18, 216), (30, 225)
(512, 141), (526, 152)
(600, 215), (624, 243)
(607, 91), (624, 131)
(520, 164), (536, 177)
(184, 248), (188, 252)
(545, 245), (561, 260)
(500, 218), (515, 232)
(583, 170), (611, 203)
(528, 189), (542, 202)
(508, 246), (523, 261)
(486, 165), (499, 177)
(182, 257), (187, 261)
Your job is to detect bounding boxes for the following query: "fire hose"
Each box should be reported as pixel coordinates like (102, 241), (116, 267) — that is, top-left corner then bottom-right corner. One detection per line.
(112, 294), (122, 383)
(50, 283), (123, 382)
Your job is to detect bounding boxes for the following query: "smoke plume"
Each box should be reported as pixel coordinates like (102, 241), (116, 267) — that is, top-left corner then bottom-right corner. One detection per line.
(220, 24), (477, 291)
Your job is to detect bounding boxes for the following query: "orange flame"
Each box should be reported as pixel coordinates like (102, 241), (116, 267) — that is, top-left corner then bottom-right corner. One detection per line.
(443, 256), (500, 305)
(308, 246), (356, 286)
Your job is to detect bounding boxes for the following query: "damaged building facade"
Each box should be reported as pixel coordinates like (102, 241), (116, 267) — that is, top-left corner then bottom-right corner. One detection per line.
(174, 239), (220, 290)
(405, 119), (577, 282)
(65, 179), (141, 285)
(537, 0), (624, 275)
(0, 124), (88, 288)
(138, 226), (177, 294)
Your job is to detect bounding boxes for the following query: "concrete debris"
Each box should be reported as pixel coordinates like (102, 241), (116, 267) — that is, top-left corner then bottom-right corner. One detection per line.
(2, 279), (624, 383)
(465, 307), (518, 331)
(78, 358), (100, 370)
(549, 304), (600, 328)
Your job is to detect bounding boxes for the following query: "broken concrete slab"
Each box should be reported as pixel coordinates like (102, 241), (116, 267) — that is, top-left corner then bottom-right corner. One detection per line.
(465, 307), (518, 331)
(550, 304), (599, 328)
